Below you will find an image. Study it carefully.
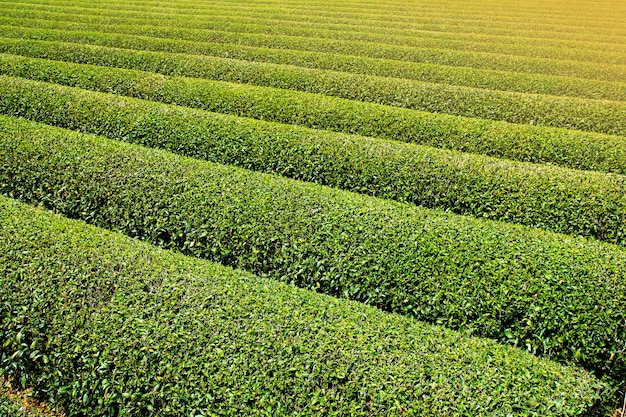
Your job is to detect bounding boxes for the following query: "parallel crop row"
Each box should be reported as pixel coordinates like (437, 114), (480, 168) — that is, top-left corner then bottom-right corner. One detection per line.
(2, 19), (626, 83)
(1, 72), (625, 246)
(1, 115), (624, 396)
(5, 0), (621, 20)
(2, 6), (624, 65)
(1, 39), (624, 138)
(3, 0), (625, 41)
(2, 56), (624, 177)
(3, 22), (624, 101)
(3, 0), (626, 415)
(0, 195), (602, 416)
(6, 0), (620, 26)
(133, 2), (626, 36)
(3, 5), (620, 56)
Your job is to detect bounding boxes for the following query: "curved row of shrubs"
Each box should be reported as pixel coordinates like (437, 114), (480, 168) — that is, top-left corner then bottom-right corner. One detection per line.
(1, 38), (625, 138)
(3, 20), (624, 101)
(1, 73), (625, 246)
(1, 115), (624, 395)
(0, 196), (603, 416)
(2, 17), (626, 84)
(4, 0), (623, 43)
(2, 7), (624, 65)
(6, 4), (622, 56)
(152, 3), (626, 37)
(0, 55), (623, 177)
(0, 52), (619, 173)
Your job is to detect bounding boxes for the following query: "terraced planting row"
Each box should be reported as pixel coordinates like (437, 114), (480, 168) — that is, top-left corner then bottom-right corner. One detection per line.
(0, 22), (623, 80)
(2, 0), (625, 415)
(2, 115), (625, 395)
(3, 25), (625, 102)
(4, 4), (623, 56)
(1, 73), (625, 246)
(6, 0), (623, 23)
(3, 0), (625, 40)
(3, 16), (626, 83)
(0, 196), (602, 416)
(1, 39), (625, 138)
(2, 11), (622, 48)
(1, 55), (624, 175)
(2, 6), (625, 65)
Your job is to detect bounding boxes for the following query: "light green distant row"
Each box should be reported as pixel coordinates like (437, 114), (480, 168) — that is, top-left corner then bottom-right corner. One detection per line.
(3, 0), (626, 40)
(1, 5), (625, 65)
(1, 38), (624, 138)
(2, 22), (625, 101)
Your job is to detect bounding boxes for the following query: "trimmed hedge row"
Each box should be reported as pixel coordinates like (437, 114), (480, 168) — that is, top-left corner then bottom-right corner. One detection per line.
(1, 72), (625, 246)
(3, 20), (624, 101)
(1, 7), (624, 65)
(8, 13), (626, 82)
(3, 20), (626, 84)
(4, 0), (619, 29)
(2, 60), (626, 178)
(3, 4), (623, 57)
(3, 0), (624, 42)
(1, 116), (625, 396)
(0, 196), (603, 416)
(0, 39), (625, 138)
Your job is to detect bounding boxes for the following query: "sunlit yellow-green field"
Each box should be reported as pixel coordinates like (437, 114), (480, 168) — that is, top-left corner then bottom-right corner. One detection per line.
(1, 0), (625, 415)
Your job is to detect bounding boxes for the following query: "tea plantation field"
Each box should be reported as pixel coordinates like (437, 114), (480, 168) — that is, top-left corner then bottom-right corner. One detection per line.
(1, 0), (625, 415)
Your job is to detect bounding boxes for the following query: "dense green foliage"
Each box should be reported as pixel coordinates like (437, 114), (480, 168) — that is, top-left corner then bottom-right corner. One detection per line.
(2, 0), (625, 45)
(1, 18), (625, 100)
(2, 6), (625, 66)
(0, 55), (622, 177)
(1, 76), (625, 246)
(1, 116), (624, 397)
(0, 38), (624, 135)
(2, 9), (626, 81)
(3, 0), (626, 413)
(1, 53), (625, 176)
(0, 196), (603, 416)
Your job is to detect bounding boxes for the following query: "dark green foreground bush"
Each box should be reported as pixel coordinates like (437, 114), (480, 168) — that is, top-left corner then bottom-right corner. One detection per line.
(0, 197), (603, 416)
(1, 116), (624, 400)
(1, 75), (624, 245)
(0, 37), (624, 136)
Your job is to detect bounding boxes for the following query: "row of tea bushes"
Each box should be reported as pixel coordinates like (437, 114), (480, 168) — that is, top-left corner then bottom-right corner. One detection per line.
(0, 196), (603, 416)
(0, 37), (623, 136)
(4, 5), (623, 55)
(1, 74), (624, 246)
(1, 7), (624, 65)
(3, 20), (624, 101)
(3, 0), (624, 44)
(1, 50), (625, 176)
(2, 19), (626, 84)
(1, 115), (624, 395)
